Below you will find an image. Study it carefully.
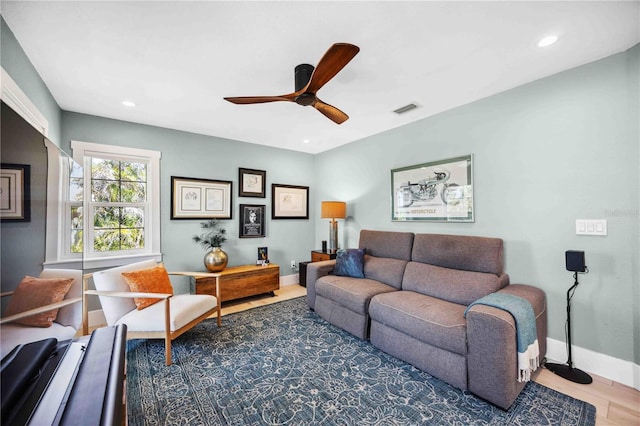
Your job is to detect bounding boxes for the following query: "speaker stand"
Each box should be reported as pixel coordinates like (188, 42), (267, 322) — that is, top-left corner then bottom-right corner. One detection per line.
(545, 362), (593, 384)
(545, 271), (593, 385)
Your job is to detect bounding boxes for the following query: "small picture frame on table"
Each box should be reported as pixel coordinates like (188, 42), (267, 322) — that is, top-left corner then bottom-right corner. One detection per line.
(257, 247), (269, 266)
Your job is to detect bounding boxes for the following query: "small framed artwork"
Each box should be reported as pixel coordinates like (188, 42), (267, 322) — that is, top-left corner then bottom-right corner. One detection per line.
(239, 168), (266, 198)
(391, 154), (473, 222)
(1, 163), (30, 222)
(239, 204), (266, 238)
(171, 176), (232, 220)
(257, 246), (269, 265)
(271, 184), (309, 219)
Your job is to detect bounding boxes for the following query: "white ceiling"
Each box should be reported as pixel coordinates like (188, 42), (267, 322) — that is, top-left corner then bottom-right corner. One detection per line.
(2, 1), (638, 154)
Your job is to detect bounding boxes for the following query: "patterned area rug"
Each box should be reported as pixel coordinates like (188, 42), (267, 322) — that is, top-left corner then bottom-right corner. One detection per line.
(127, 297), (596, 425)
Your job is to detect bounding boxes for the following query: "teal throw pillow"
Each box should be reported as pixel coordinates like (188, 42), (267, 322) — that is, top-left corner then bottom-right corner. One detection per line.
(334, 248), (365, 278)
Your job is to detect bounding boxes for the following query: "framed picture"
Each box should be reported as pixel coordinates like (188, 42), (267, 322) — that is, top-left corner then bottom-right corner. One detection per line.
(171, 176), (232, 220)
(1, 163), (30, 222)
(239, 168), (266, 198)
(239, 204), (266, 238)
(391, 154), (473, 222)
(257, 246), (269, 265)
(271, 184), (309, 219)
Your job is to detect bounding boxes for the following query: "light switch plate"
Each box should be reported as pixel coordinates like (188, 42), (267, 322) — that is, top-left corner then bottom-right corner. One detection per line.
(576, 219), (607, 236)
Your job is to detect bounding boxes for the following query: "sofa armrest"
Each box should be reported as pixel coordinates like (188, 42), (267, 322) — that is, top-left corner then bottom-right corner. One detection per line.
(497, 284), (547, 358)
(466, 284), (547, 409)
(305, 260), (335, 310)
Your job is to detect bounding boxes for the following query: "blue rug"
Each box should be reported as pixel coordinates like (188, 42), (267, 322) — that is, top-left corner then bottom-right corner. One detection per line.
(126, 297), (596, 425)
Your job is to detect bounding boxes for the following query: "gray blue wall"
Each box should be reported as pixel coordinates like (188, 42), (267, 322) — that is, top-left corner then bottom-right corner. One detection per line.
(314, 45), (640, 364)
(60, 112), (316, 285)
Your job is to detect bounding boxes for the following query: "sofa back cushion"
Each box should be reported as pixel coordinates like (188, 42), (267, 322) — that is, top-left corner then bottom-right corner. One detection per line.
(358, 230), (414, 289)
(411, 233), (504, 275)
(363, 255), (407, 289)
(359, 230), (414, 261)
(402, 262), (510, 305)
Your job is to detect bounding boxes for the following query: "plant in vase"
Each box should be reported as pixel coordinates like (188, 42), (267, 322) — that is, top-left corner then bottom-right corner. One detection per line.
(193, 219), (228, 272)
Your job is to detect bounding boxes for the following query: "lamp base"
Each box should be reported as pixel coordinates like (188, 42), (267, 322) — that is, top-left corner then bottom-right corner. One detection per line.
(328, 220), (339, 251)
(545, 362), (593, 384)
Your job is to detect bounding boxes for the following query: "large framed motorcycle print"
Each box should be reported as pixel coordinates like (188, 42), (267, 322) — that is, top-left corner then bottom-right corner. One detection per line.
(391, 155), (474, 222)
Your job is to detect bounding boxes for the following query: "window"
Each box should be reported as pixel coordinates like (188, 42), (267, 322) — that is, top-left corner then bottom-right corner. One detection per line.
(69, 141), (161, 268)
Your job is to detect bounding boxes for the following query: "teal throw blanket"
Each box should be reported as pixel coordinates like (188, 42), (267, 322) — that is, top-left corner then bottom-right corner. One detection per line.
(465, 292), (539, 382)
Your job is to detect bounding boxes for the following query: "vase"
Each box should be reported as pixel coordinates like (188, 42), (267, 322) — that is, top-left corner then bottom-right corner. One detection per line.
(204, 247), (228, 272)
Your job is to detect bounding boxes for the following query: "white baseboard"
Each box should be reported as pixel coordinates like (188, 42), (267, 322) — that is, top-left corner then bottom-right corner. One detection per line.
(546, 337), (640, 390)
(280, 273), (299, 287)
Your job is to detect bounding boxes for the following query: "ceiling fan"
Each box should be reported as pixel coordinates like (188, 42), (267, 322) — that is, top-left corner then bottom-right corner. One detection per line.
(224, 43), (360, 124)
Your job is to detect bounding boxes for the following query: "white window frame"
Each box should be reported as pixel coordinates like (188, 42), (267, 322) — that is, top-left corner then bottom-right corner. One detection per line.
(44, 139), (82, 268)
(71, 140), (162, 269)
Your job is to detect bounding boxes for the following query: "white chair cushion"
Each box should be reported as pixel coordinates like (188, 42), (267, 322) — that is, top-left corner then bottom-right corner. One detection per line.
(92, 259), (157, 325)
(40, 269), (83, 329)
(115, 294), (217, 332)
(0, 323), (77, 359)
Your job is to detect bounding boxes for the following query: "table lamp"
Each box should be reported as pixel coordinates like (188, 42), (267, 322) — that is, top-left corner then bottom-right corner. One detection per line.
(321, 201), (346, 251)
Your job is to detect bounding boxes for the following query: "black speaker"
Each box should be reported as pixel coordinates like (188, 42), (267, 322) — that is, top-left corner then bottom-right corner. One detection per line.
(565, 250), (586, 272)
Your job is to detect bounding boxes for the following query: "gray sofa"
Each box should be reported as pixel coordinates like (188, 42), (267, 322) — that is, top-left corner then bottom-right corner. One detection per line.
(306, 229), (547, 409)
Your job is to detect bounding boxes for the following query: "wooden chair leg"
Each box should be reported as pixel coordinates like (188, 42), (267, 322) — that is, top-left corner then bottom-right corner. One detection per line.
(165, 337), (171, 366)
(216, 276), (222, 327)
(82, 274), (92, 335)
(164, 298), (172, 365)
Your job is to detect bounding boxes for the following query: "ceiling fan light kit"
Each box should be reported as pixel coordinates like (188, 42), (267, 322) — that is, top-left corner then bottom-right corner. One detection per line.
(224, 43), (360, 124)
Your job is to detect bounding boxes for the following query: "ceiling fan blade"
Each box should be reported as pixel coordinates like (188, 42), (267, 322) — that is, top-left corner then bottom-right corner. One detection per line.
(305, 43), (360, 94)
(224, 94), (296, 104)
(314, 99), (349, 124)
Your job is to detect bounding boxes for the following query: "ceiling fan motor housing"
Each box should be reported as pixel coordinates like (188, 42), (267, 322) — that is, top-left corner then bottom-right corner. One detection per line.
(295, 64), (314, 91)
(295, 64), (316, 105)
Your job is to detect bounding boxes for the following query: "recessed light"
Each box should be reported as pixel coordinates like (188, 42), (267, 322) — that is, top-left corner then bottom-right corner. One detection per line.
(303, 139), (310, 144)
(121, 100), (136, 107)
(538, 35), (558, 48)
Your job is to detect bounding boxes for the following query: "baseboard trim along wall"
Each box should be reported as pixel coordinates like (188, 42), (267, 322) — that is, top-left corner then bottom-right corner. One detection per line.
(546, 338), (639, 390)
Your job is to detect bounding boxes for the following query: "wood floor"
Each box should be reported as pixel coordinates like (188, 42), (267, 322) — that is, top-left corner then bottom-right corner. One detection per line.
(230, 285), (640, 426)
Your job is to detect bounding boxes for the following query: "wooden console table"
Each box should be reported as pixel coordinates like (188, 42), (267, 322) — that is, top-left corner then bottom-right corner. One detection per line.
(191, 264), (279, 302)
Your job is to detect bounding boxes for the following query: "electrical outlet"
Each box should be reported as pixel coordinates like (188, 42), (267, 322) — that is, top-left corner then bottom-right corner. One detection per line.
(290, 260), (296, 269)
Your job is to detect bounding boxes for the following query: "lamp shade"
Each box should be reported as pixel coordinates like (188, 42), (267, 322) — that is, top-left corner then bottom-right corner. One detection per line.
(321, 201), (346, 219)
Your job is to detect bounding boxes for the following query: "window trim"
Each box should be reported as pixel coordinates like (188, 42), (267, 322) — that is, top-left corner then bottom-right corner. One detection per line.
(71, 140), (162, 269)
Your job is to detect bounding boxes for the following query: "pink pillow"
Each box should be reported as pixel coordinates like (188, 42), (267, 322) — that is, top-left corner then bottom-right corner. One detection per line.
(5, 276), (75, 327)
(121, 264), (174, 310)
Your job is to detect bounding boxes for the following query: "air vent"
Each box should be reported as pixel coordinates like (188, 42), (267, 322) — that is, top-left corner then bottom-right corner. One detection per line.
(393, 103), (420, 115)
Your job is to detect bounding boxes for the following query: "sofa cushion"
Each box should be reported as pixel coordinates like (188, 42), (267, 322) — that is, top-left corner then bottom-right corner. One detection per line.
(116, 294), (216, 332)
(334, 248), (365, 278)
(412, 233), (504, 275)
(363, 255), (408, 289)
(369, 291), (467, 356)
(359, 230), (414, 261)
(402, 262), (509, 306)
(315, 275), (397, 315)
